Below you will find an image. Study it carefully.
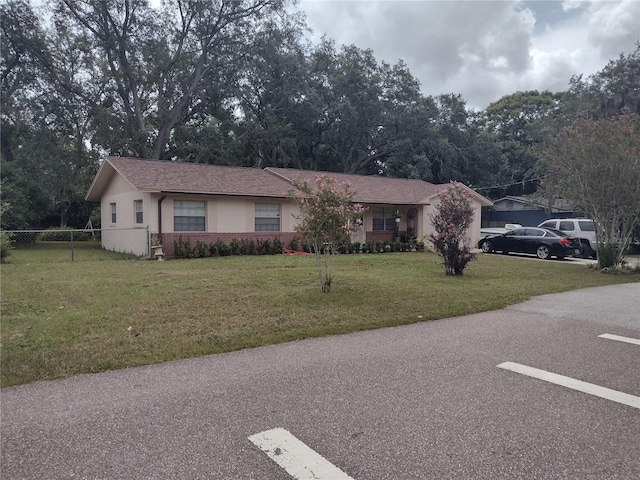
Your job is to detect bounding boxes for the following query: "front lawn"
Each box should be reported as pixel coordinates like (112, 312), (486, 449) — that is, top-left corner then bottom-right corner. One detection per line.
(1, 248), (637, 387)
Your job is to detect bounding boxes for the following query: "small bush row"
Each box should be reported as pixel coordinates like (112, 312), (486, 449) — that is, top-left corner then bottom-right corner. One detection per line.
(172, 236), (426, 259)
(173, 237), (285, 259)
(37, 227), (92, 242)
(1, 228), (94, 260)
(336, 240), (425, 254)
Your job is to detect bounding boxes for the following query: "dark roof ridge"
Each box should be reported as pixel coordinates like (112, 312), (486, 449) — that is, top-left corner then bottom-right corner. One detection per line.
(265, 166), (434, 185)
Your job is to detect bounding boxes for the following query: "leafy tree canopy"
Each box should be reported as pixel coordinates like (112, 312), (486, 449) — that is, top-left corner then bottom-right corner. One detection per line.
(542, 114), (640, 267)
(1, 1), (638, 229)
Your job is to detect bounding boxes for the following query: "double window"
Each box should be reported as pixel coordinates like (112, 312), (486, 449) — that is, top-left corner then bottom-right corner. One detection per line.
(174, 200), (205, 231)
(372, 207), (396, 231)
(255, 203), (280, 231)
(134, 200), (143, 224)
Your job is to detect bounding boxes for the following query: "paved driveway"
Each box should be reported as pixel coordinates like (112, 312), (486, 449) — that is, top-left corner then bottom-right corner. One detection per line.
(2, 284), (639, 479)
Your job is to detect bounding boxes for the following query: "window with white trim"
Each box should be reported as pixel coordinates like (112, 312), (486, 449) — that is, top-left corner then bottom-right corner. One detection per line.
(174, 200), (205, 231)
(134, 199), (143, 224)
(110, 203), (116, 223)
(255, 203), (280, 231)
(372, 207), (396, 231)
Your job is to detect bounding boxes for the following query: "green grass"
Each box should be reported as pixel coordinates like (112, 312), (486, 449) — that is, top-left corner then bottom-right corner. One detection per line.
(1, 243), (638, 387)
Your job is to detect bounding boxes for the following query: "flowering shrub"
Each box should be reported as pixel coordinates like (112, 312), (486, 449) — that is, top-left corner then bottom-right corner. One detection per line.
(429, 183), (475, 276)
(290, 175), (366, 293)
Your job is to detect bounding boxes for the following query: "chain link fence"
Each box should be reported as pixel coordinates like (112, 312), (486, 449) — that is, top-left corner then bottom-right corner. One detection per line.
(1, 227), (150, 263)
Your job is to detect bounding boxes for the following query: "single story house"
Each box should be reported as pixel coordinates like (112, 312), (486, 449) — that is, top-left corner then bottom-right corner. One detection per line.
(482, 195), (576, 228)
(85, 157), (493, 259)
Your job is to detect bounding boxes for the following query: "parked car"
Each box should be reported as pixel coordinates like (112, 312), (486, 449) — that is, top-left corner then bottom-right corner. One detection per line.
(478, 227), (582, 260)
(537, 218), (597, 258)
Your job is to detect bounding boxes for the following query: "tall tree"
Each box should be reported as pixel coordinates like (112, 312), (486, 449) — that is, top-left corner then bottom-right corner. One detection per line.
(387, 94), (501, 188)
(232, 13), (309, 168)
(312, 42), (387, 173)
(1, 0), (100, 227)
(55, 0), (289, 159)
(297, 41), (426, 174)
(568, 45), (640, 118)
(481, 90), (558, 197)
(542, 114), (640, 268)
(1, 0), (50, 228)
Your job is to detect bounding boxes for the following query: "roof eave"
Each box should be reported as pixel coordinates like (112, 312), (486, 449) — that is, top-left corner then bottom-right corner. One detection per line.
(144, 189), (290, 199)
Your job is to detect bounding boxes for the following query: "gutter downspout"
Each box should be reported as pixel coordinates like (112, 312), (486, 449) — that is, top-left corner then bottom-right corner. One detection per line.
(158, 192), (167, 243)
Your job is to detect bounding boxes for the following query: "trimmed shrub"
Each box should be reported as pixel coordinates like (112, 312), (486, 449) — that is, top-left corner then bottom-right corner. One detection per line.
(174, 237), (196, 259)
(196, 240), (207, 258)
(1, 232), (13, 262)
(272, 237), (283, 254)
(216, 240), (231, 256)
(240, 239), (256, 255)
(38, 227), (91, 242)
(257, 239), (272, 255)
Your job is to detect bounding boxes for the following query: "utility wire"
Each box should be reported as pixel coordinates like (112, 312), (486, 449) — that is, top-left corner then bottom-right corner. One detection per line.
(473, 171), (561, 191)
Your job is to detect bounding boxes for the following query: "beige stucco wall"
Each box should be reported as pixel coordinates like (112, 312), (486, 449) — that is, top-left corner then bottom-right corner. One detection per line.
(468, 201), (483, 246)
(100, 176), (152, 256)
(97, 178), (486, 256)
(214, 198), (248, 233)
(158, 196), (299, 234)
(420, 198), (485, 249)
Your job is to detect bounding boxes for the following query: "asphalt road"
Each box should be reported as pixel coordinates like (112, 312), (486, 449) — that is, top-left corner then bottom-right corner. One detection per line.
(2, 283), (639, 479)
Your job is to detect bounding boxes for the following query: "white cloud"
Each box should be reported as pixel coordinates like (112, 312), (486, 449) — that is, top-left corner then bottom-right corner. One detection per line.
(562, 0), (587, 12)
(587, 0), (640, 58)
(296, 0), (639, 110)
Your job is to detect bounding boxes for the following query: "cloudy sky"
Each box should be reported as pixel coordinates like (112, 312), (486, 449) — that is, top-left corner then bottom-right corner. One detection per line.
(294, 0), (640, 110)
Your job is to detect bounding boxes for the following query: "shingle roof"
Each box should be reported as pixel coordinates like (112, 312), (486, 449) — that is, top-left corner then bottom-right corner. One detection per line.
(266, 167), (442, 204)
(86, 157), (490, 206)
(493, 195), (573, 212)
(86, 157), (291, 201)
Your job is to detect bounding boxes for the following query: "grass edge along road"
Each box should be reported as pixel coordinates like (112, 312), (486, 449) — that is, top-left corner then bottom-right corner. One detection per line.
(2, 244), (638, 387)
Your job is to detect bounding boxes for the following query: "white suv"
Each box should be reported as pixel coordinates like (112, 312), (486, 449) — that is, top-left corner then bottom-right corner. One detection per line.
(538, 218), (597, 258)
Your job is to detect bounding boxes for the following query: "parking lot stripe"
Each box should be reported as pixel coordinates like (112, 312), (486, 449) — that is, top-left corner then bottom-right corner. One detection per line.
(248, 428), (354, 480)
(497, 362), (640, 410)
(598, 333), (640, 346)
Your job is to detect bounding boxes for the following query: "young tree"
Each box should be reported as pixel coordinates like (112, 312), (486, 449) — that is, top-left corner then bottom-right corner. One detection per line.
(289, 176), (365, 293)
(543, 114), (640, 268)
(429, 183), (475, 275)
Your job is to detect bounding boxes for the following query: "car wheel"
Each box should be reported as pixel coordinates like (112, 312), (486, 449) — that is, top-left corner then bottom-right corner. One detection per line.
(578, 242), (593, 259)
(536, 245), (550, 260)
(481, 240), (493, 253)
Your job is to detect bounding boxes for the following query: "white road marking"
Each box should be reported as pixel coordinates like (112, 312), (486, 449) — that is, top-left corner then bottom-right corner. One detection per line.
(598, 333), (640, 346)
(248, 427), (354, 480)
(497, 362), (640, 410)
